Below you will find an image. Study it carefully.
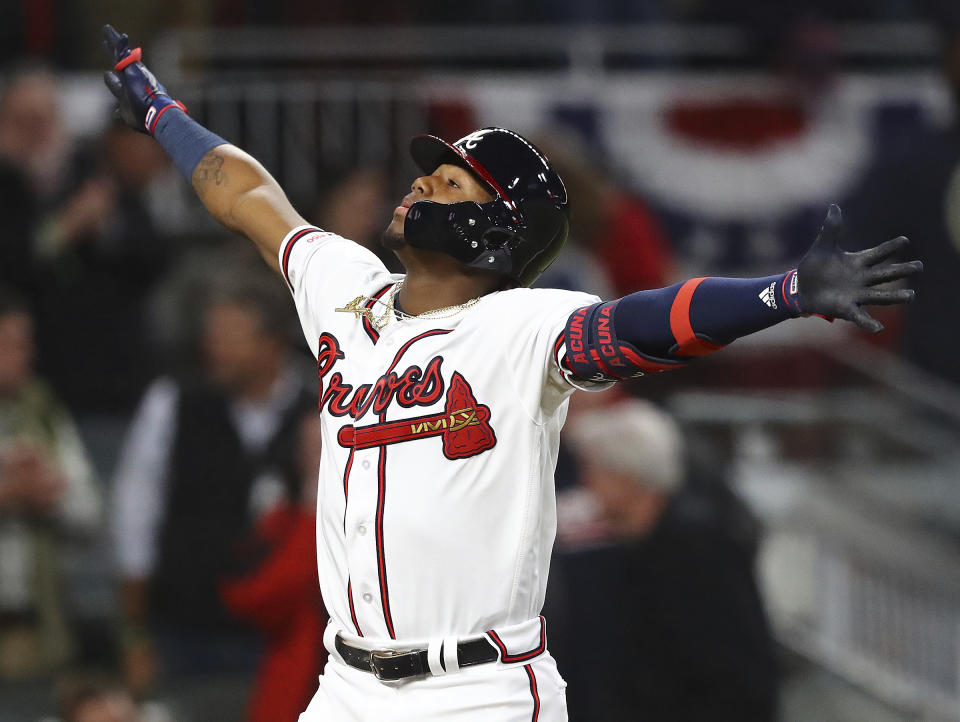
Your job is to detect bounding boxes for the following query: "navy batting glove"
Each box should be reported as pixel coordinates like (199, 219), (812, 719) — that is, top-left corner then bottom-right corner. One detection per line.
(796, 204), (923, 333)
(102, 24), (186, 135)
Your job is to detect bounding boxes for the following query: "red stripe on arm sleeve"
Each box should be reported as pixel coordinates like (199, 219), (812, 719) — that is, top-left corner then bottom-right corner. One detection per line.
(669, 278), (725, 357)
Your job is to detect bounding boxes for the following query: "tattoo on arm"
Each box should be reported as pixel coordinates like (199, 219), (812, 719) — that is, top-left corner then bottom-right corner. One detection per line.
(192, 152), (228, 197)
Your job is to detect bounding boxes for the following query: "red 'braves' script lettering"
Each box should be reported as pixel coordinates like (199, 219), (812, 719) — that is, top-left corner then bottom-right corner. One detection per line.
(315, 332), (445, 419)
(316, 333), (346, 378)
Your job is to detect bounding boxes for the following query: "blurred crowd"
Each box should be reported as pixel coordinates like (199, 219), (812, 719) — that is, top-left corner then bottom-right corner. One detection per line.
(0, 63), (329, 720)
(0, 10), (958, 722)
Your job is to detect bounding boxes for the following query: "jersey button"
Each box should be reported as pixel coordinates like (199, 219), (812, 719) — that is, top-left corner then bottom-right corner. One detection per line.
(362, 460), (371, 470)
(357, 525), (367, 536)
(362, 592), (373, 603)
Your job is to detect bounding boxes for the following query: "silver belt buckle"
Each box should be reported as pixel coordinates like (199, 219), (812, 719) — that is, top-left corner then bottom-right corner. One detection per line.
(370, 648), (407, 680)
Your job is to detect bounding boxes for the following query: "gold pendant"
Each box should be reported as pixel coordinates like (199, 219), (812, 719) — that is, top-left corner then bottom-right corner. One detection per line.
(334, 296), (374, 322)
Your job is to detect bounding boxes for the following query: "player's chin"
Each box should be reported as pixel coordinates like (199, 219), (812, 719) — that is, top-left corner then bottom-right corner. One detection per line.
(379, 223), (407, 251)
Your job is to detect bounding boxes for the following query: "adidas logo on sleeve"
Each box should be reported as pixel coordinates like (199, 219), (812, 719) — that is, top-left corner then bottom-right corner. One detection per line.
(758, 282), (778, 309)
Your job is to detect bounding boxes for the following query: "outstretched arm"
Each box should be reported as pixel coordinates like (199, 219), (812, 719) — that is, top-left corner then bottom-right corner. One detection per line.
(562, 205), (923, 383)
(188, 146), (306, 271)
(101, 25), (305, 271)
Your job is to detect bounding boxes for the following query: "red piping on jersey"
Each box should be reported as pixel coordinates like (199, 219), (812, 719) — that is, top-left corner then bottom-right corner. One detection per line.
(524, 665), (541, 722)
(372, 328), (453, 640)
(485, 616), (547, 663)
(342, 447), (355, 529)
(669, 278), (725, 357)
(553, 332), (576, 375)
(362, 284), (393, 344)
(342, 446), (362, 636)
(281, 227), (321, 292)
(347, 579), (362, 636)
(552, 332), (564, 365)
(374, 444), (395, 639)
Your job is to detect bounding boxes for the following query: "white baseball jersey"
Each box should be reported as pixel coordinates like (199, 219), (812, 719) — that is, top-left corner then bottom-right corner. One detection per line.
(280, 224), (598, 652)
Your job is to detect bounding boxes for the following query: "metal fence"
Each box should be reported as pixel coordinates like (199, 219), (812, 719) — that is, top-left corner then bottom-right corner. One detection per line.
(671, 338), (960, 721)
(151, 23), (945, 83)
(177, 80), (430, 207)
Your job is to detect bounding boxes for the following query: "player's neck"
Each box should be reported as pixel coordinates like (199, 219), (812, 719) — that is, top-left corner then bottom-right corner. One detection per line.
(397, 254), (501, 316)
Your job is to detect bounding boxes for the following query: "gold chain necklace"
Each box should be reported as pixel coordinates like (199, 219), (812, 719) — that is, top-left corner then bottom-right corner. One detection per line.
(385, 281), (481, 328)
(335, 280), (481, 331)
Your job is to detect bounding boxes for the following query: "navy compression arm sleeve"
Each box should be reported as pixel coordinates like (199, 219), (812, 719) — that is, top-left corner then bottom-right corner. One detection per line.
(152, 108), (228, 181)
(562, 270), (803, 382)
(616, 271), (802, 358)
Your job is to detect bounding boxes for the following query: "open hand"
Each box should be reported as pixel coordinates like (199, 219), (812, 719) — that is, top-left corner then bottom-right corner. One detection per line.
(796, 205), (923, 333)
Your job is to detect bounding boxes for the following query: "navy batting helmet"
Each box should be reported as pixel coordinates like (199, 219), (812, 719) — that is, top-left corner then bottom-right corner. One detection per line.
(404, 127), (569, 287)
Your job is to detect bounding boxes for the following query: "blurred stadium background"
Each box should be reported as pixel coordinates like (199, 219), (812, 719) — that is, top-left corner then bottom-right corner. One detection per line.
(1, 1), (960, 720)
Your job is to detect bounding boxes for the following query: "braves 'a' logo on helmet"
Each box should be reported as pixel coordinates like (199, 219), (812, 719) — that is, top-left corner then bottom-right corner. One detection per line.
(458, 129), (496, 151)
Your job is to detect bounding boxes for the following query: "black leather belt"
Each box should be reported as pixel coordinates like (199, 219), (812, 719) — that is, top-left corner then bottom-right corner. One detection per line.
(335, 633), (499, 681)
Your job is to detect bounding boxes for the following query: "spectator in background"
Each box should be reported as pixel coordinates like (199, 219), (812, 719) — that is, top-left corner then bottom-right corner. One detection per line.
(843, 20), (960, 386)
(0, 66), (81, 205)
(221, 412), (328, 722)
(0, 287), (101, 703)
(0, 65), (69, 299)
(29, 120), (177, 421)
(111, 267), (314, 720)
(557, 400), (777, 721)
(534, 132), (676, 297)
(0, 65), (179, 425)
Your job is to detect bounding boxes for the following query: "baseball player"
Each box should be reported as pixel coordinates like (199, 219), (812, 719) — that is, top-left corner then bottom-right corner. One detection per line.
(101, 25), (922, 721)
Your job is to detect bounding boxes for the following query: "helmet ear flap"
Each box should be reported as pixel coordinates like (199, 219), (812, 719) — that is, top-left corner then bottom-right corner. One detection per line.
(512, 198), (570, 287)
(472, 226), (519, 275)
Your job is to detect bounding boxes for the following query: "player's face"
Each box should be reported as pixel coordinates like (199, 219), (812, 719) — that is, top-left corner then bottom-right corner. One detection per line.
(381, 163), (494, 250)
(0, 312), (34, 396)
